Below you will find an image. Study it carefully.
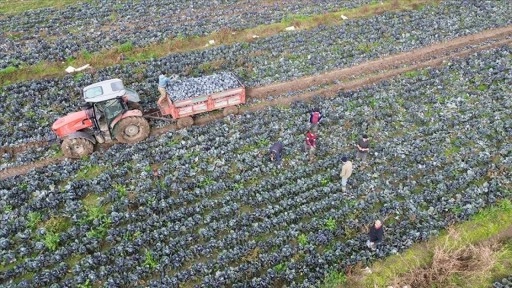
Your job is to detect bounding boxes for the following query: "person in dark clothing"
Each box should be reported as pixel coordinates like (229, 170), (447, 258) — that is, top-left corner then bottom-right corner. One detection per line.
(356, 134), (370, 163)
(269, 141), (283, 165)
(367, 220), (384, 250)
(309, 108), (322, 129)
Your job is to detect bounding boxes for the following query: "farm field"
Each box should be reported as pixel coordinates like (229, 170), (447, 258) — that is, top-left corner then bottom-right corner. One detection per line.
(1, 0), (511, 287)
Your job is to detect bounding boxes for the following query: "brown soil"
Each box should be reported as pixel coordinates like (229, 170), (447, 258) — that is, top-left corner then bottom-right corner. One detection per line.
(246, 25), (512, 99)
(0, 156), (64, 180)
(1, 25), (511, 180)
(492, 224), (512, 243)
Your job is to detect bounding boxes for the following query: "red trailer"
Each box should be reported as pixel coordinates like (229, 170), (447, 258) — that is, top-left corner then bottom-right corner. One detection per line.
(152, 74), (246, 128)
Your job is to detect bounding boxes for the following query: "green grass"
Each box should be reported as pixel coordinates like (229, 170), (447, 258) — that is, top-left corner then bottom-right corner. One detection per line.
(476, 83), (489, 91)
(322, 270), (347, 288)
(82, 199), (111, 239)
(0, 0), (85, 15)
(274, 262), (287, 273)
(298, 234), (309, 246)
(404, 70), (421, 78)
(42, 231), (60, 251)
(325, 218), (337, 231)
(113, 183), (127, 198)
(143, 249), (158, 270)
(75, 164), (104, 180)
(81, 50), (93, 61)
(118, 41), (134, 53)
(82, 193), (102, 209)
(356, 42), (379, 53)
(26, 211), (42, 230)
(66, 254), (83, 268)
(331, 199), (512, 287)
(43, 215), (71, 233)
(77, 279), (92, 288)
(0, 66), (17, 75)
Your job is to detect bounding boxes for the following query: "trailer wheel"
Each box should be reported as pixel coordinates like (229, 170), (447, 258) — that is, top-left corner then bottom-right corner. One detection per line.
(223, 106), (239, 117)
(177, 116), (194, 129)
(61, 137), (94, 158)
(114, 116), (150, 144)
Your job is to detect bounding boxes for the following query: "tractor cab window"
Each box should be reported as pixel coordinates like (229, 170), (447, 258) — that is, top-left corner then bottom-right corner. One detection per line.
(103, 99), (125, 125)
(124, 88), (140, 102)
(111, 81), (124, 91)
(84, 86), (103, 99)
(94, 104), (105, 121)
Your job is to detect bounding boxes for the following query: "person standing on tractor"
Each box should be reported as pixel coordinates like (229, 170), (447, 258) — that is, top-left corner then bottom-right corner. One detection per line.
(305, 130), (317, 161)
(269, 141), (284, 165)
(158, 73), (178, 102)
(309, 108), (323, 129)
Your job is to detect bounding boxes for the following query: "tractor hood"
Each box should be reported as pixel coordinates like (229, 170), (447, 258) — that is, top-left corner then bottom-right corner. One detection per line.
(52, 110), (93, 138)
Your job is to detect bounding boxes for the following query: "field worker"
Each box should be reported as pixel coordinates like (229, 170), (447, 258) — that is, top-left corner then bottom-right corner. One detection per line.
(366, 219), (384, 250)
(158, 73), (178, 101)
(340, 156), (352, 192)
(305, 130), (317, 160)
(269, 141), (284, 165)
(356, 134), (370, 163)
(309, 107), (323, 129)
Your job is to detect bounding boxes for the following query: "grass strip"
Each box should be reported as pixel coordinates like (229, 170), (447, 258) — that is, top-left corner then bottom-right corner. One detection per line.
(328, 199), (512, 287)
(0, 0), (85, 15)
(0, 0), (440, 86)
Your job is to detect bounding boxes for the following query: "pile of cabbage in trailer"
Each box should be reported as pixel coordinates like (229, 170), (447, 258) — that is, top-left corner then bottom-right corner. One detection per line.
(165, 72), (241, 102)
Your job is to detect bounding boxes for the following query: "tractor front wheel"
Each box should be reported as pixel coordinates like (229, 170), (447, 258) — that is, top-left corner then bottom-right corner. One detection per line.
(177, 116), (194, 129)
(114, 116), (150, 144)
(61, 137), (94, 158)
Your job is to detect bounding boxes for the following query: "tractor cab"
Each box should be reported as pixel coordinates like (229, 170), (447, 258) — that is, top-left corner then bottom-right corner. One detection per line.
(82, 79), (143, 133)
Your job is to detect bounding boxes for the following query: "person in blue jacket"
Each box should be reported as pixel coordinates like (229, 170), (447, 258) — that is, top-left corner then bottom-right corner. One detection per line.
(157, 73), (178, 101)
(269, 141), (283, 165)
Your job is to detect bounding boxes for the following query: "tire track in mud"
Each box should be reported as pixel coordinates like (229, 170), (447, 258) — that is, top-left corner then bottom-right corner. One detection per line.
(1, 25), (511, 180)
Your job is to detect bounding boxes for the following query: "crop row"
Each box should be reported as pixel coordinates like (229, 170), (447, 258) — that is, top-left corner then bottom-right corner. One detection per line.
(1, 46), (510, 287)
(1, 0), (511, 146)
(0, 0), (375, 68)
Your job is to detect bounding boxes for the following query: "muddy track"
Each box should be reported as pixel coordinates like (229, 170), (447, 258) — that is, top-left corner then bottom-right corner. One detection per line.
(1, 25), (511, 180)
(0, 156), (65, 180)
(0, 140), (52, 155)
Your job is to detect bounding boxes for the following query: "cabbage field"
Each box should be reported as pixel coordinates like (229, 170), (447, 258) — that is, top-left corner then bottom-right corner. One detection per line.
(1, 0), (511, 287)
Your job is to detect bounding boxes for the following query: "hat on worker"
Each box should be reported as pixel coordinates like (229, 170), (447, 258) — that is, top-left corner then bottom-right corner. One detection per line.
(341, 156), (348, 162)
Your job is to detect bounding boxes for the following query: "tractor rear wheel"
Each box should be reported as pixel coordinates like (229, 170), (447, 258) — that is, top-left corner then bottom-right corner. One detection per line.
(177, 116), (194, 129)
(223, 106), (239, 117)
(61, 137), (94, 158)
(114, 116), (150, 144)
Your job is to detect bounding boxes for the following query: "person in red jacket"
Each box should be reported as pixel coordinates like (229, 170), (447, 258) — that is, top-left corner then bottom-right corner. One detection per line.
(305, 130), (317, 161)
(309, 108), (322, 129)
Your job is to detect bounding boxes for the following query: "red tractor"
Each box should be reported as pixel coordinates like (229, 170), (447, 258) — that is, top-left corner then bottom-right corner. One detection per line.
(52, 74), (245, 158)
(52, 79), (150, 158)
